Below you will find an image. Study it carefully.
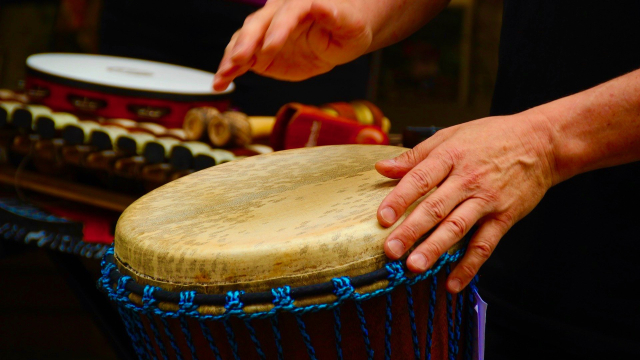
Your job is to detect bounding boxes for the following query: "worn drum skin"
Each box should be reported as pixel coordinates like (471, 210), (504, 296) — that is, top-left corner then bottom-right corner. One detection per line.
(102, 145), (474, 360)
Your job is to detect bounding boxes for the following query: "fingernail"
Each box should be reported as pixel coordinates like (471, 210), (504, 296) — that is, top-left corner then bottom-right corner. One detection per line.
(408, 253), (428, 272)
(379, 159), (396, 166)
(380, 207), (396, 224)
(387, 239), (405, 258)
(449, 278), (462, 293)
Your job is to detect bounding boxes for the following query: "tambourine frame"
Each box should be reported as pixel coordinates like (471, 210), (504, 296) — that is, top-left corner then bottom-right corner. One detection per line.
(24, 54), (234, 128)
(26, 67), (231, 103)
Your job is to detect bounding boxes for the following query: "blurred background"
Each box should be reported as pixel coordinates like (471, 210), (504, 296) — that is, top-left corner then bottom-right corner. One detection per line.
(0, 0), (503, 358)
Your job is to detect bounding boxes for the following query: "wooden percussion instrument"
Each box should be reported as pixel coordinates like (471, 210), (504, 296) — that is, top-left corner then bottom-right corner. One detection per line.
(24, 53), (234, 128)
(0, 101), (23, 128)
(183, 107), (254, 148)
(12, 105), (52, 131)
(35, 112), (79, 139)
(100, 145), (475, 360)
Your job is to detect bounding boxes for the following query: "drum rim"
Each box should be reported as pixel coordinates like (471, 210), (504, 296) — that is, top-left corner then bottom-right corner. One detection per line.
(100, 243), (466, 309)
(26, 53), (234, 102)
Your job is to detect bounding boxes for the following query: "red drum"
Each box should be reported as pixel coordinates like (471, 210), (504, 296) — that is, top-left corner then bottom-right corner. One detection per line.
(25, 54), (235, 128)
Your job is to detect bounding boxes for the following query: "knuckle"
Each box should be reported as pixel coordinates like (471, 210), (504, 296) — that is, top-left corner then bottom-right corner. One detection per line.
(456, 263), (477, 279)
(393, 192), (411, 210)
(407, 168), (433, 193)
(444, 147), (464, 163)
(494, 212), (515, 230)
(400, 224), (422, 244)
(470, 239), (494, 260)
(422, 242), (445, 262)
(443, 216), (467, 239)
(480, 189), (500, 204)
(460, 171), (481, 191)
(398, 149), (420, 166)
(421, 196), (448, 223)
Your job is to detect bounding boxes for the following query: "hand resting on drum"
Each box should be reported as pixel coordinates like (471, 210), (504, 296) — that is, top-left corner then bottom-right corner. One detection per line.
(376, 114), (556, 294)
(376, 68), (640, 294)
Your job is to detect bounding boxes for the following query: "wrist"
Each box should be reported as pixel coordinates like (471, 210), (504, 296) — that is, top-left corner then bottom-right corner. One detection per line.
(528, 94), (592, 185)
(516, 107), (563, 187)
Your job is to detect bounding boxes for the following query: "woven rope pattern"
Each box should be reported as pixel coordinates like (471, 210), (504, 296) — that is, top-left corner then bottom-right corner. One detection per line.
(100, 246), (474, 360)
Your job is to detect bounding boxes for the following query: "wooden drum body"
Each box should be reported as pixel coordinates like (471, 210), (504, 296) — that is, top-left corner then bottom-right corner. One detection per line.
(100, 145), (476, 360)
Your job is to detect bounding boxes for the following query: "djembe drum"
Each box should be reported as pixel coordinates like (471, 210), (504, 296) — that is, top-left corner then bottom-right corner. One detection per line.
(100, 145), (476, 360)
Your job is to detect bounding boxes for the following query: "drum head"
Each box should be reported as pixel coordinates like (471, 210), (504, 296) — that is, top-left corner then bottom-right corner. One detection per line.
(115, 145), (430, 293)
(26, 53), (234, 100)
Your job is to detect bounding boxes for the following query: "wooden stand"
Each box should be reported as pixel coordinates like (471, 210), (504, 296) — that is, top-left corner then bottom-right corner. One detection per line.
(0, 165), (136, 212)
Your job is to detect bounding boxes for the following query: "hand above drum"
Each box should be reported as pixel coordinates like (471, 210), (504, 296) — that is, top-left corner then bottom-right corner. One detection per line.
(212, 0), (372, 91)
(212, 0), (451, 91)
(375, 112), (559, 294)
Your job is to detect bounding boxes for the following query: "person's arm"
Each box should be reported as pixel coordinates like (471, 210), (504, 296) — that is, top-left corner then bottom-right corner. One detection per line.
(212, 0), (450, 91)
(375, 68), (640, 294)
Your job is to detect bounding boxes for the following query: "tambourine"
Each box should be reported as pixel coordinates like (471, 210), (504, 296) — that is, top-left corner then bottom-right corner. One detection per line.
(24, 53), (235, 128)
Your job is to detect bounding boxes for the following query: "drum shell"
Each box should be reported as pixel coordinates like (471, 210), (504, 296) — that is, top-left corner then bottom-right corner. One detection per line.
(124, 271), (470, 360)
(25, 76), (230, 129)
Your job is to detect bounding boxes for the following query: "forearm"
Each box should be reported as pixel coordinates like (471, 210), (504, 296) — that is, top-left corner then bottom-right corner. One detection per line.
(533, 68), (640, 184)
(363, 0), (451, 52)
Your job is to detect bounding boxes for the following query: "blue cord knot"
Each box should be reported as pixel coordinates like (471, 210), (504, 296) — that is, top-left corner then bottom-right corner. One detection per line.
(224, 290), (245, 314)
(141, 285), (158, 311)
(385, 261), (405, 285)
(179, 290), (198, 314)
(99, 263), (116, 289)
(272, 286), (295, 309)
(332, 277), (355, 301)
(100, 247), (115, 269)
(116, 276), (133, 297)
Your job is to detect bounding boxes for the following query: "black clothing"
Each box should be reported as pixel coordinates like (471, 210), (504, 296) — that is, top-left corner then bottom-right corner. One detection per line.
(99, 0), (371, 115)
(484, 1), (640, 359)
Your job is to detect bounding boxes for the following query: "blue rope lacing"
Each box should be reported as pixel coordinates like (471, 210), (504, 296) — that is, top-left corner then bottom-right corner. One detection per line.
(98, 246), (474, 359)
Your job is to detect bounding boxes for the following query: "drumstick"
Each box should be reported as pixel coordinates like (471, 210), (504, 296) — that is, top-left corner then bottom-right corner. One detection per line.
(207, 111), (252, 148)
